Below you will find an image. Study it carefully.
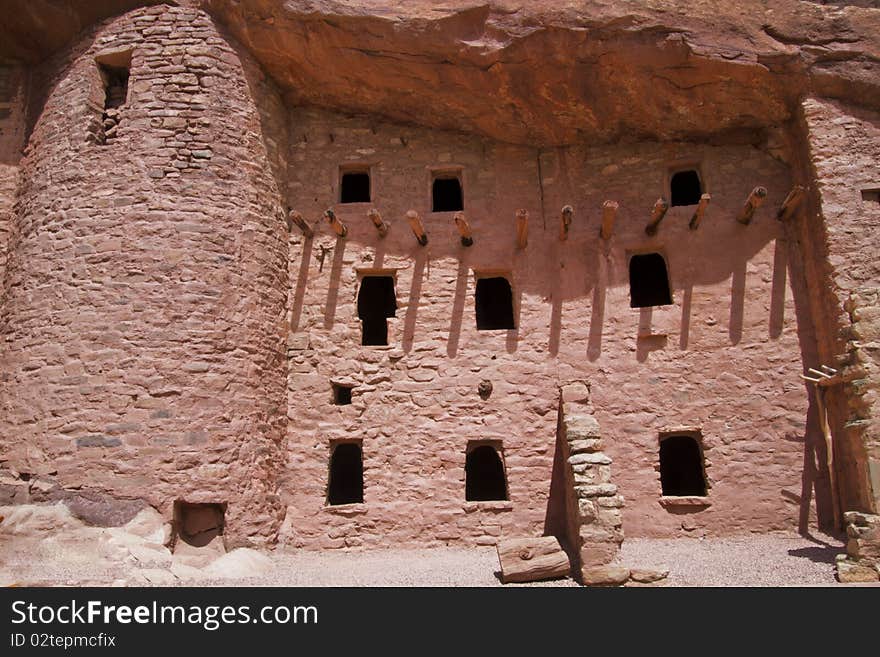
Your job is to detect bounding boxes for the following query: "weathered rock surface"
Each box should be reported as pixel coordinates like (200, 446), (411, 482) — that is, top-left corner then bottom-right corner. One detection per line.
(202, 548), (274, 579)
(0, 504), (273, 585)
(582, 565), (631, 586)
(836, 557), (880, 583)
(165, 0), (880, 144)
(0, 503), (84, 535)
(1, 1), (879, 145)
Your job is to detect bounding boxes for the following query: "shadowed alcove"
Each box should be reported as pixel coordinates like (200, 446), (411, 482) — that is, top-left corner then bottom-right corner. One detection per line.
(328, 442), (364, 505)
(466, 444), (508, 501)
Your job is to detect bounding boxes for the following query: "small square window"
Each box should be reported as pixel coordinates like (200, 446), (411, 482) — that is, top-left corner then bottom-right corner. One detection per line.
(659, 434), (708, 496)
(332, 383), (353, 405)
(670, 169), (703, 207)
(475, 276), (515, 330)
(432, 174), (463, 212)
(173, 501), (225, 549)
(340, 170), (371, 203)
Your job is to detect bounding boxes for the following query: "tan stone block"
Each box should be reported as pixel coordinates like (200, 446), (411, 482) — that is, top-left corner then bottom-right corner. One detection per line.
(836, 559), (880, 583)
(582, 566), (630, 586)
(630, 568), (669, 583)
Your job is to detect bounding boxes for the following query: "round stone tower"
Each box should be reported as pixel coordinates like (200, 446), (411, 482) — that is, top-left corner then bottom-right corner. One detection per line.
(0, 3), (289, 546)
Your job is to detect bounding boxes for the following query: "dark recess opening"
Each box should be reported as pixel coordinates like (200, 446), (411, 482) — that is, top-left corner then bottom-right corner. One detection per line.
(629, 253), (672, 308)
(475, 277), (515, 330)
(670, 170), (702, 206)
(101, 64), (129, 110)
(173, 501), (225, 548)
(432, 176), (463, 212)
(96, 63), (129, 145)
(328, 443), (364, 505)
(466, 445), (508, 501)
(357, 275), (397, 346)
(332, 383), (353, 405)
(659, 435), (707, 496)
(340, 171), (370, 203)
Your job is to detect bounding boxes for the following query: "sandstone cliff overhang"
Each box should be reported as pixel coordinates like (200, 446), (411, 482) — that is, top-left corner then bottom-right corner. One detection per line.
(1, 1), (879, 145)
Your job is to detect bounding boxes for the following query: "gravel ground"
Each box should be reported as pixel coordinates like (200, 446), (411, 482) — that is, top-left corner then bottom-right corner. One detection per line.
(212, 531), (845, 587)
(618, 532), (844, 587)
(198, 547), (578, 587)
(2, 530), (850, 587)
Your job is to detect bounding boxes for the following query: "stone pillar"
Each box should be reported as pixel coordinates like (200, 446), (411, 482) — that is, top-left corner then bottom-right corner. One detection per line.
(552, 382), (626, 584)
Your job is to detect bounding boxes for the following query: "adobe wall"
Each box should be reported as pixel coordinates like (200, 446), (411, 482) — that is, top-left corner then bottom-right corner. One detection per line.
(801, 97), (880, 514)
(281, 107), (814, 547)
(0, 4), (289, 546)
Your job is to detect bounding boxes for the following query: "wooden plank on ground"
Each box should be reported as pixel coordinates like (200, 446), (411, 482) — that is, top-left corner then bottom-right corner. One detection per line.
(496, 536), (570, 584)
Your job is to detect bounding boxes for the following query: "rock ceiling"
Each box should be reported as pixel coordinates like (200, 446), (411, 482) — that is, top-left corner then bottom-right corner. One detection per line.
(2, 0), (879, 145)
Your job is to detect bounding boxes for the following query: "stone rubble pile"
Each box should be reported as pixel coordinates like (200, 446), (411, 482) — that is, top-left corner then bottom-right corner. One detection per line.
(836, 511), (880, 583)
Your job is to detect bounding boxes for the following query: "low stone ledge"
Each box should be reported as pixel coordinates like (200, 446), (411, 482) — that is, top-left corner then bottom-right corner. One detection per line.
(463, 501), (514, 512)
(659, 496), (712, 508)
(322, 503), (368, 516)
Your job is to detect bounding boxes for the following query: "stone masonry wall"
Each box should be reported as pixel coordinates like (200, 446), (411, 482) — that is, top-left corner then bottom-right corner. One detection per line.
(0, 4), (289, 546)
(280, 106), (813, 548)
(0, 60), (27, 280)
(802, 97), (880, 514)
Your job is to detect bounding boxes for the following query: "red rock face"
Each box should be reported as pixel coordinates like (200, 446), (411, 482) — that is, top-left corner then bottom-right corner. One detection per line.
(0, 5), (289, 547)
(203, 0), (880, 146)
(0, 1), (877, 548)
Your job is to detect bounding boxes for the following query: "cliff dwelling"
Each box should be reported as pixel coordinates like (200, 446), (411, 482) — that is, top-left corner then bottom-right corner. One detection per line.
(0, 0), (879, 585)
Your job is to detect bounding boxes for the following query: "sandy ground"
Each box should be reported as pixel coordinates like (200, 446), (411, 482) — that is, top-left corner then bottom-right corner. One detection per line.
(0, 505), (853, 587)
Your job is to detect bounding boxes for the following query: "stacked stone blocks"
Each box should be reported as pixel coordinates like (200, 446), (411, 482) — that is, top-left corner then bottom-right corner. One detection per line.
(836, 511), (880, 583)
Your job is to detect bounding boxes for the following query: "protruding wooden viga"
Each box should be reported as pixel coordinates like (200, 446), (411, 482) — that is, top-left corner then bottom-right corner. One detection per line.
(600, 200), (618, 240)
(515, 209), (528, 249)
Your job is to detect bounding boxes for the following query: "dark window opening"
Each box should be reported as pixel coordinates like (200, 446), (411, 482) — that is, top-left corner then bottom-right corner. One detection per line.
(432, 176), (463, 212)
(97, 63), (129, 145)
(357, 275), (397, 346)
(475, 277), (515, 330)
(173, 501), (226, 549)
(670, 170), (702, 207)
(340, 171), (371, 203)
(332, 383), (353, 405)
(328, 443), (364, 505)
(659, 435), (707, 496)
(862, 188), (880, 204)
(629, 253), (672, 308)
(466, 445), (508, 501)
